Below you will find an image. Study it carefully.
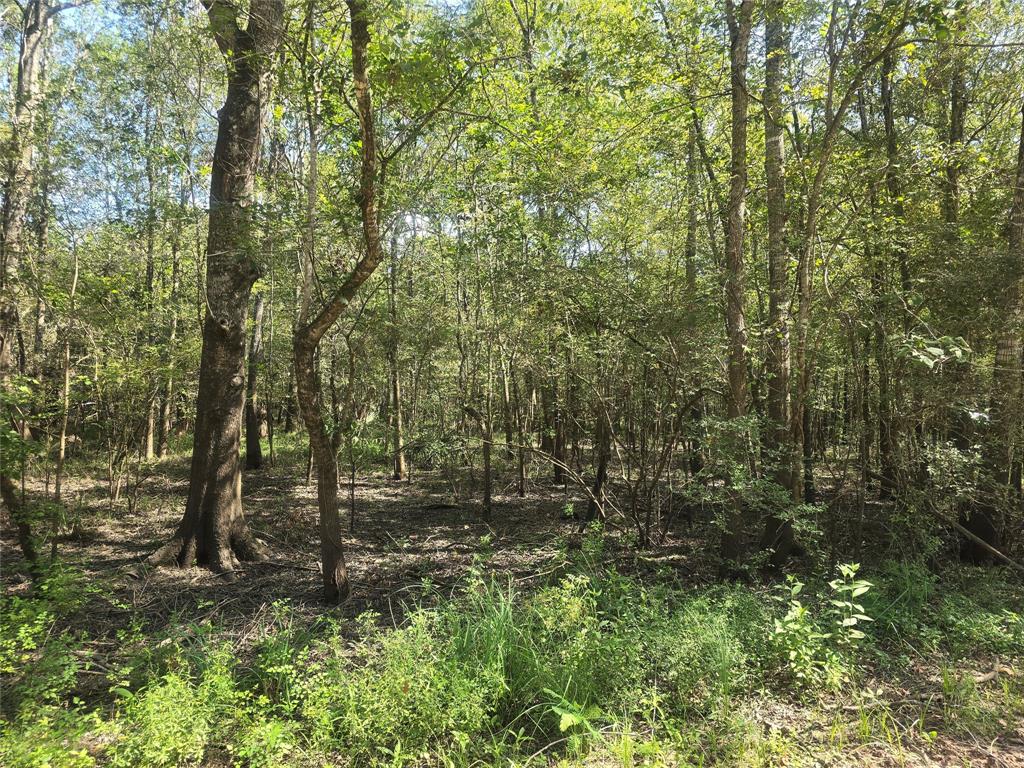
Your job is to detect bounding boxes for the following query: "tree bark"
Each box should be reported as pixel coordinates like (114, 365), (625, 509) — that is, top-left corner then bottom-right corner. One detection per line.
(245, 293), (265, 470)
(988, 100), (1024, 495)
(387, 229), (407, 480)
(1, 0), (60, 567)
(149, 0), (283, 573)
(759, 0), (796, 566)
(718, 0), (754, 575)
(294, 0), (384, 603)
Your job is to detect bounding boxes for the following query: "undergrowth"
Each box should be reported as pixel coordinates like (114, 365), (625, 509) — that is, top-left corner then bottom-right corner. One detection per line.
(1, 543), (1022, 767)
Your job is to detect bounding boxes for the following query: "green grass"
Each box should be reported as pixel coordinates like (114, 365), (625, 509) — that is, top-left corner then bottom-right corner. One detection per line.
(2, 551), (1022, 767)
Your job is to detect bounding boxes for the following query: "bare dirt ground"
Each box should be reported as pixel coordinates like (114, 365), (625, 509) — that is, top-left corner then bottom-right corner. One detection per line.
(3, 448), (614, 630)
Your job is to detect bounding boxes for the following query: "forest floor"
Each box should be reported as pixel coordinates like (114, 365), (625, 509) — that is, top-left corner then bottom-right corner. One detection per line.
(2, 441), (1023, 767)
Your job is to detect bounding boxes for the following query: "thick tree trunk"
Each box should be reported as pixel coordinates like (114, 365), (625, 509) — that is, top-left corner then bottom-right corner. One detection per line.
(1, 0), (49, 285)
(984, 99), (1024, 505)
(245, 293), (265, 470)
(974, 100), (1024, 552)
(0, 0), (57, 567)
(718, 0), (754, 575)
(149, 0), (283, 573)
(759, 0), (796, 566)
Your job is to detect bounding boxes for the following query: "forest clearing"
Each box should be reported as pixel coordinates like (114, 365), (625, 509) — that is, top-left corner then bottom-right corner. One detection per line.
(1, 0), (1023, 765)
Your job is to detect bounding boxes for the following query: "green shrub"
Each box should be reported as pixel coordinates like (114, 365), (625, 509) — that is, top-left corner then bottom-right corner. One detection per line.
(0, 705), (107, 768)
(112, 648), (237, 767)
(768, 565), (874, 690)
(300, 610), (500, 763)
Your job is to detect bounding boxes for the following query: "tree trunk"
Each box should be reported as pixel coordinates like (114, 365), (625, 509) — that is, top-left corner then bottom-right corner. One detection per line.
(143, 109), (159, 461)
(718, 0), (754, 575)
(987, 100), (1024, 496)
(685, 119), (705, 479)
(54, 247), (79, 503)
(158, 195), (183, 458)
(0, 0), (58, 568)
(586, 396), (611, 523)
(759, 0), (796, 566)
(294, 0), (384, 603)
(245, 293), (265, 470)
(149, 0), (283, 573)
(876, 53), (907, 499)
(387, 229), (407, 480)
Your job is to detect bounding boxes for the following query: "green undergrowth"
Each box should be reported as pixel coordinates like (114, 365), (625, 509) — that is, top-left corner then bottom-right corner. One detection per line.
(1, 542), (1022, 767)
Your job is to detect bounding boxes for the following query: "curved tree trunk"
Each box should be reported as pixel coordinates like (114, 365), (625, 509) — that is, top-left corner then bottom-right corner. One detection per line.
(293, 0), (383, 603)
(149, 0), (283, 573)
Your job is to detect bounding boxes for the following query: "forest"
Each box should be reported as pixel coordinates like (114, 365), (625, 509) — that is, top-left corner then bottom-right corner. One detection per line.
(1, 0), (1023, 764)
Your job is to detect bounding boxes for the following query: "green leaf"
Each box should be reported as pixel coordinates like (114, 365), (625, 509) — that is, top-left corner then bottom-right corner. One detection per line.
(559, 711), (581, 732)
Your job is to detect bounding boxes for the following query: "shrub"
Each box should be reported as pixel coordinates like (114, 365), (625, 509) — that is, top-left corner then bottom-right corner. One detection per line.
(111, 648), (237, 768)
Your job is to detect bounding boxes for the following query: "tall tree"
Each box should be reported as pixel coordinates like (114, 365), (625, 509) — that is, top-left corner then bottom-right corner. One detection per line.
(1, 0), (68, 565)
(149, 0), (284, 572)
(718, 0), (754, 573)
(294, 0), (384, 603)
(759, 0), (796, 566)
(245, 293), (266, 470)
(988, 100), (1024, 495)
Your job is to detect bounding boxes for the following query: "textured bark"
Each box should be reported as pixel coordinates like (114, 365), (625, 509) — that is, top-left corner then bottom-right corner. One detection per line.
(987, 101), (1024, 492)
(149, 0), (283, 573)
(759, 0), (796, 566)
(874, 53), (907, 499)
(718, 0), (754, 574)
(245, 293), (265, 470)
(1, 0), (50, 285)
(293, 0), (383, 603)
(1, 0), (59, 567)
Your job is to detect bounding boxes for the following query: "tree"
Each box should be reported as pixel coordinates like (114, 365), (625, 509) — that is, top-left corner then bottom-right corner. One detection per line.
(987, 99), (1024, 497)
(718, 0), (754, 573)
(759, 0), (796, 567)
(245, 293), (266, 470)
(293, 0), (384, 603)
(149, 0), (284, 572)
(1, 0), (70, 566)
